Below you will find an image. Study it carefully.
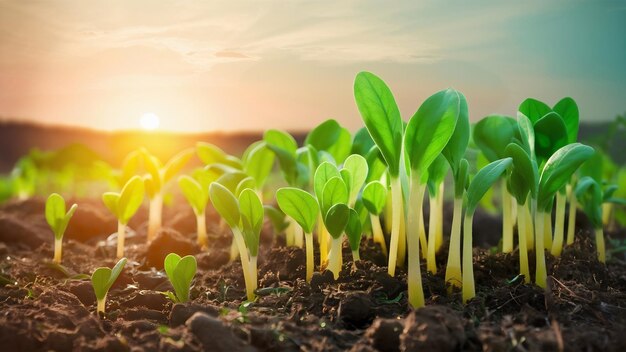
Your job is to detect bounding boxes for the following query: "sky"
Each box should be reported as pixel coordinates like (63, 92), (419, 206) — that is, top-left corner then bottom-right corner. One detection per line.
(0, 0), (624, 132)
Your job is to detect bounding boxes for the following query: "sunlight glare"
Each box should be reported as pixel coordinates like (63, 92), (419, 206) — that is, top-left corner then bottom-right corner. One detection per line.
(140, 112), (160, 131)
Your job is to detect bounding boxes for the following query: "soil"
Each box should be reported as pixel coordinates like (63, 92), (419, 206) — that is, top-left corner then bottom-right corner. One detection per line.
(1, 197), (625, 351)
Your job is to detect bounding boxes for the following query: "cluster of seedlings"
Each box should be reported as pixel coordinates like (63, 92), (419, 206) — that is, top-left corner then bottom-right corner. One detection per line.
(39, 71), (624, 315)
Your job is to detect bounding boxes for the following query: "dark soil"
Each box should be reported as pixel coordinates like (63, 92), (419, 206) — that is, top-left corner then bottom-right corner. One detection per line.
(1, 197), (625, 351)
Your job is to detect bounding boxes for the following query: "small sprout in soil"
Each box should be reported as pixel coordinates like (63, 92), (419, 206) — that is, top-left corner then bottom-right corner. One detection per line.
(575, 177), (606, 262)
(91, 257), (127, 315)
(324, 203), (350, 279)
(164, 253), (197, 303)
(102, 176), (145, 259)
(45, 193), (77, 264)
(345, 207), (363, 269)
(178, 168), (217, 248)
(362, 180), (388, 255)
(314, 161), (341, 267)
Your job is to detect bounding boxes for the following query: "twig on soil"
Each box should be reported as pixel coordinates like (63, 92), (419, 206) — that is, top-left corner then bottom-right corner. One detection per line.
(551, 277), (592, 303)
(550, 319), (564, 352)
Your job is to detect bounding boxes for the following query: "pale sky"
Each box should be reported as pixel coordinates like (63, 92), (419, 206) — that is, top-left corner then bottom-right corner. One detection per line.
(0, 0), (624, 132)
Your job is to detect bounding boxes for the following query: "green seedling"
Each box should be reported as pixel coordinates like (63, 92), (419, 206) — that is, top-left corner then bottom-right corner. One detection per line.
(426, 154), (449, 274)
(324, 203), (350, 279)
(178, 169), (218, 248)
(342, 154), (368, 207)
(91, 257), (127, 315)
(210, 183), (263, 301)
(354, 71), (404, 277)
(463, 158), (512, 303)
(345, 208), (363, 268)
(362, 181), (388, 255)
(143, 148), (194, 241)
(102, 176), (145, 259)
(276, 188), (319, 282)
(403, 88), (461, 308)
(45, 193), (78, 264)
(314, 162), (341, 266)
(305, 119), (352, 165)
(197, 142), (243, 169)
(321, 175), (349, 278)
(164, 253), (197, 302)
(242, 141), (275, 198)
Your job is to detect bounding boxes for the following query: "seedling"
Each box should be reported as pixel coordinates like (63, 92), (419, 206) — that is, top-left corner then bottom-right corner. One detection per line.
(313, 162), (341, 266)
(305, 119), (352, 165)
(102, 176), (145, 258)
(342, 154), (368, 207)
(91, 257), (127, 315)
(45, 193), (78, 264)
(426, 154), (449, 274)
(463, 158), (512, 303)
(178, 168), (218, 248)
(345, 208), (363, 268)
(142, 148), (194, 241)
(164, 253), (197, 302)
(362, 181), (388, 255)
(324, 203), (350, 279)
(276, 187), (319, 282)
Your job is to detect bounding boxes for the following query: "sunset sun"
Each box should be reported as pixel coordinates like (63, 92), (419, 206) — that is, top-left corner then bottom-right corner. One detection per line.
(140, 112), (160, 131)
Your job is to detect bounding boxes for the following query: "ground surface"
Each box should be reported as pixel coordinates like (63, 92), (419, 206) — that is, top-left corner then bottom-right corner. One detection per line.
(1, 198), (625, 351)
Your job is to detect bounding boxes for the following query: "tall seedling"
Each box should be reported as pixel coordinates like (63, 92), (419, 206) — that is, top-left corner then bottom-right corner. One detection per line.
(45, 193), (78, 264)
(102, 176), (145, 258)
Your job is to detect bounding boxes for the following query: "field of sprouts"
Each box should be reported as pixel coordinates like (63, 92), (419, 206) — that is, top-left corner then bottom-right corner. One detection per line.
(1, 72), (625, 351)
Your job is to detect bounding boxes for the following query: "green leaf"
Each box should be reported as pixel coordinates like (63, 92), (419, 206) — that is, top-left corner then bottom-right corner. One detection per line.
(553, 97), (579, 144)
(178, 176), (206, 215)
(263, 205), (289, 233)
(404, 88), (460, 175)
(276, 188), (319, 233)
(91, 257), (127, 301)
(538, 143), (595, 212)
(362, 181), (387, 215)
(196, 142), (242, 169)
(235, 177), (257, 197)
(575, 176), (602, 228)
(442, 91), (469, 175)
(118, 176), (145, 225)
(473, 115), (518, 162)
(163, 149), (194, 183)
(239, 189), (264, 256)
(517, 112), (535, 157)
(216, 171), (249, 194)
(534, 112), (568, 165)
(164, 253), (197, 303)
(321, 176), (348, 216)
(209, 183), (240, 229)
(353, 71), (403, 177)
(266, 144), (298, 186)
(142, 153), (163, 189)
(454, 159), (469, 198)
(305, 119), (352, 164)
(264, 129), (298, 154)
(45, 193), (65, 233)
(102, 192), (120, 219)
(324, 203), (350, 239)
(427, 154), (449, 196)
(343, 154), (368, 203)
(243, 142), (274, 189)
(519, 98), (552, 124)
(466, 158), (513, 214)
(345, 208), (362, 252)
(314, 162), (340, 199)
(340, 169), (352, 196)
(351, 127), (375, 156)
(505, 143), (537, 204)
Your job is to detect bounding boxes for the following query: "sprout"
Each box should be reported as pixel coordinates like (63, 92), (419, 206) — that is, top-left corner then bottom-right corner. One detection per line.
(321, 175), (350, 278)
(305, 119), (352, 165)
(463, 158), (513, 303)
(362, 181), (388, 255)
(276, 188), (319, 282)
(342, 154), (368, 207)
(142, 149), (194, 241)
(313, 162), (341, 266)
(242, 142), (275, 198)
(91, 257), (127, 315)
(178, 169), (218, 248)
(425, 154), (449, 274)
(45, 193), (78, 264)
(345, 208), (363, 269)
(324, 203), (350, 279)
(102, 176), (145, 259)
(209, 183), (263, 301)
(164, 253), (197, 302)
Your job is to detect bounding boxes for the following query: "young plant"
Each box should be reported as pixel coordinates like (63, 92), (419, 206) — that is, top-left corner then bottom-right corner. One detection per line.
(178, 169), (218, 248)
(321, 176), (350, 278)
(143, 149), (194, 241)
(305, 119), (352, 166)
(345, 208), (363, 268)
(314, 162), (341, 266)
(354, 71), (404, 277)
(426, 154), (449, 274)
(361, 181), (388, 255)
(164, 253), (197, 302)
(91, 257), (127, 315)
(102, 176), (145, 259)
(45, 193), (78, 264)
(276, 188), (319, 282)
(209, 183), (263, 301)
(342, 154), (368, 207)
(403, 88), (461, 308)
(463, 158), (513, 303)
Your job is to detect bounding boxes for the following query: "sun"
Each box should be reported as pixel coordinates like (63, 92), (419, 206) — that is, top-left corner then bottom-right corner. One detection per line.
(140, 112), (160, 131)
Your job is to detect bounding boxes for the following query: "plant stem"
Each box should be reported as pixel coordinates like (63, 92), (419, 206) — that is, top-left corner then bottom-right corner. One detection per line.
(285, 219), (295, 247)
(117, 221), (125, 259)
(502, 186), (513, 253)
(445, 196), (463, 289)
(407, 174), (425, 308)
(387, 177), (402, 276)
(53, 237), (63, 264)
(351, 249), (360, 270)
(525, 201), (534, 250)
(317, 214), (328, 267)
(293, 222), (304, 248)
(517, 202), (531, 283)
(595, 227), (605, 263)
(232, 227), (255, 301)
(602, 203), (613, 228)
(97, 296), (106, 315)
(196, 212), (207, 249)
(462, 213), (475, 303)
(147, 192), (163, 241)
(398, 201), (406, 267)
(551, 191), (567, 257)
(535, 211), (547, 288)
(250, 255), (258, 296)
(305, 232), (314, 282)
(427, 192), (438, 274)
(328, 236), (343, 279)
(435, 183), (444, 252)
(566, 184), (577, 245)
(543, 209), (553, 251)
(370, 214), (388, 256)
(229, 240), (239, 262)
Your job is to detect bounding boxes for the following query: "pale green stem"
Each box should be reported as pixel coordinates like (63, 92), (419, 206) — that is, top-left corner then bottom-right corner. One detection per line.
(97, 295), (106, 315)
(305, 232), (314, 282)
(317, 214), (329, 267)
(435, 183), (444, 252)
(398, 201), (407, 267)
(285, 219), (295, 247)
(293, 221), (304, 248)
(387, 177), (402, 277)
(543, 209), (553, 251)
(117, 221), (125, 259)
(232, 227), (255, 301)
(196, 212), (208, 249)
(535, 211), (547, 288)
(427, 192), (438, 274)
(147, 192), (163, 241)
(229, 240), (239, 262)
(566, 184), (577, 245)
(351, 249), (360, 270)
(511, 197), (518, 227)
(602, 203), (613, 227)
(384, 184), (393, 235)
(517, 202), (530, 283)
(407, 174), (425, 308)
(502, 187), (514, 253)
(328, 236), (343, 279)
(525, 200), (535, 250)
(370, 214), (388, 256)
(462, 213), (475, 303)
(551, 192), (567, 257)
(53, 237), (63, 264)
(250, 255), (258, 296)
(445, 197), (463, 289)
(595, 227), (606, 263)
